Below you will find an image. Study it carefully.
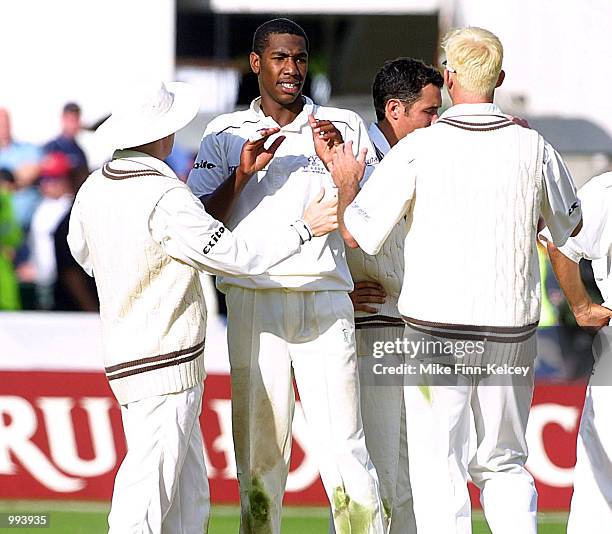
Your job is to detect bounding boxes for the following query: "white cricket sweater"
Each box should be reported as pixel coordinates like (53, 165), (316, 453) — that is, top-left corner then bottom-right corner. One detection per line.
(70, 158), (205, 404)
(398, 114), (545, 335)
(347, 104), (581, 344)
(346, 122), (405, 328)
(346, 221), (406, 327)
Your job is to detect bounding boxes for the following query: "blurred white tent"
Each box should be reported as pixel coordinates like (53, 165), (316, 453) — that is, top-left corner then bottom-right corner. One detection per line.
(0, 0), (176, 144)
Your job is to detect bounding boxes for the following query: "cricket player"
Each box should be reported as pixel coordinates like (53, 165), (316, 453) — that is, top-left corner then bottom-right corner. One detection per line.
(343, 58), (442, 533)
(331, 27), (582, 534)
(187, 18), (385, 534)
(543, 171), (612, 534)
(67, 79), (338, 534)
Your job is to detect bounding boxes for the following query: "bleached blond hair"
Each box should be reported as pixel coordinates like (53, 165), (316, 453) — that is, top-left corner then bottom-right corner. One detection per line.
(442, 27), (503, 96)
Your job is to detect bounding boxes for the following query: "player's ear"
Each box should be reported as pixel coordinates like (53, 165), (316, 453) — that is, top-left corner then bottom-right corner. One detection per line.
(385, 99), (403, 121)
(444, 69), (452, 89)
(250, 52), (260, 75)
(495, 69), (505, 88)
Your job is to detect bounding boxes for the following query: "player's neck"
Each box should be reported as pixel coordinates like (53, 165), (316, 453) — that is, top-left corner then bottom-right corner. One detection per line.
(128, 141), (168, 161)
(451, 88), (495, 105)
(259, 95), (304, 127)
(377, 120), (400, 148)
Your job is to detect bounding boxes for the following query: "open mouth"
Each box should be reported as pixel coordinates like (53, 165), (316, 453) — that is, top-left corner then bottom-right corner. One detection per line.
(279, 81), (301, 94)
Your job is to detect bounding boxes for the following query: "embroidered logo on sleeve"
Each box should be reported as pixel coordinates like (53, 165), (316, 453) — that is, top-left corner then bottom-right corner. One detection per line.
(203, 226), (226, 254)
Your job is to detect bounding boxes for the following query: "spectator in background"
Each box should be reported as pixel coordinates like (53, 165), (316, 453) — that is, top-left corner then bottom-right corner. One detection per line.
(0, 169), (22, 310)
(52, 160), (99, 312)
(0, 107), (42, 230)
(29, 152), (74, 309)
(44, 102), (89, 182)
(53, 211), (99, 311)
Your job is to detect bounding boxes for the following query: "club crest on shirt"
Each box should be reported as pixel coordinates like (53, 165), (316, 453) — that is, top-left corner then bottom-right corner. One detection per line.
(303, 155), (327, 175)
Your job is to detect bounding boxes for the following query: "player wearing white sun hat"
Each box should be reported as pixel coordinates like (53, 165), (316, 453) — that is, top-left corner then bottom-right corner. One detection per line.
(68, 79), (338, 534)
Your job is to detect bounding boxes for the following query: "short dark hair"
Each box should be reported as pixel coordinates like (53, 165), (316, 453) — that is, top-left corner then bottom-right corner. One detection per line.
(373, 58), (443, 121)
(63, 102), (81, 115)
(252, 18), (309, 55)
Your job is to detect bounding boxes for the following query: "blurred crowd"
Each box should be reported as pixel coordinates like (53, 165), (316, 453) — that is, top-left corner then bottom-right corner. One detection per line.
(0, 103), (196, 312)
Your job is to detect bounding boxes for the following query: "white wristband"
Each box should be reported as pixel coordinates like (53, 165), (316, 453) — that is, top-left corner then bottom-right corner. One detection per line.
(291, 219), (313, 244)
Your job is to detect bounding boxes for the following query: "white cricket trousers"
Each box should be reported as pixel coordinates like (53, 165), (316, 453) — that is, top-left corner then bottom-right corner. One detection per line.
(108, 383), (209, 534)
(356, 325), (415, 533)
(225, 287), (385, 534)
(567, 330), (612, 534)
(405, 368), (537, 534)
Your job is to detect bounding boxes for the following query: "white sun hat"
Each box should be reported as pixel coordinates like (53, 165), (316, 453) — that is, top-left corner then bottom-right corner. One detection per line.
(96, 80), (200, 149)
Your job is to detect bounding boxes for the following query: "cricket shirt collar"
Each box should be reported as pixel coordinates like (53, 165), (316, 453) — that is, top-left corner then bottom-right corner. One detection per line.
(111, 149), (179, 180)
(249, 96), (315, 133)
(439, 103), (504, 120)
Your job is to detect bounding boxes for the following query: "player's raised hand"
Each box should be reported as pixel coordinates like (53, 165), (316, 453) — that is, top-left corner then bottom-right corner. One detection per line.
(238, 127), (286, 178)
(330, 141), (367, 189)
(302, 187), (339, 237)
(308, 114), (343, 171)
(350, 281), (387, 313)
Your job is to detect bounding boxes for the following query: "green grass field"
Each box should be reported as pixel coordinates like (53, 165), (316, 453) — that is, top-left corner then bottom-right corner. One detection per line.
(0, 501), (567, 533)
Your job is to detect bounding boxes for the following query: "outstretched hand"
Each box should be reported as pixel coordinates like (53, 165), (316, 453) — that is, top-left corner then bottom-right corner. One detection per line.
(309, 114), (343, 171)
(239, 127), (286, 179)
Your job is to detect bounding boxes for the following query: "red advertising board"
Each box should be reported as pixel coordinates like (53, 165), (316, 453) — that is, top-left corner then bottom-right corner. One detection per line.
(0, 370), (585, 509)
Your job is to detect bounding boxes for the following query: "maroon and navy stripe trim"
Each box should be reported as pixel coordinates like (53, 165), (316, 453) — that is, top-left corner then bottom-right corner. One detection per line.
(102, 163), (165, 180)
(402, 316), (537, 343)
(106, 340), (205, 381)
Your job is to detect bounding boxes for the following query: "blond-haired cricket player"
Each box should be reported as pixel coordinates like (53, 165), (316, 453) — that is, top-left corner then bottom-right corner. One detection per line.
(331, 27), (582, 534)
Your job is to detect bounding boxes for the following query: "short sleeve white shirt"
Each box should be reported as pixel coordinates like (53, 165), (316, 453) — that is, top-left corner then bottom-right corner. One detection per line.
(187, 96), (377, 291)
(556, 172), (612, 307)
